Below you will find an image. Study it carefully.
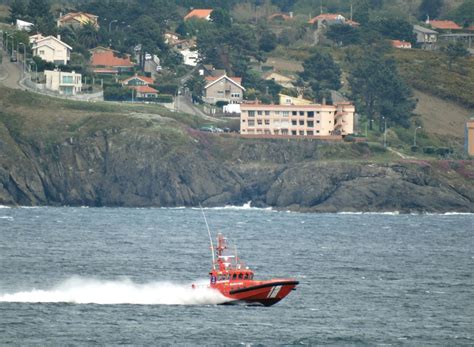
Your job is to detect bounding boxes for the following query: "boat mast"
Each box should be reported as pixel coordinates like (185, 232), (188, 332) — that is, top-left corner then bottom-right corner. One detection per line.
(199, 204), (216, 268)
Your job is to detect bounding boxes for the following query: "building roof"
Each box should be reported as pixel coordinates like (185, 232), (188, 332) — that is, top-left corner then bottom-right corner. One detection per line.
(32, 35), (72, 50)
(204, 74), (245, 91)
(59, 12), (98, 24)
(391, 39), (412, 48)
(131, 85), (158, 93)
(184, 9), (213, 20)
(93, 68), (118, 74)
(241, 103), (354, 110)
(428, 20), (462, 30)
(345, 19), (360, 26)
(268, 13), (293, 21)
(413, 24), (438, 34)
(91, 50), (134, 67)
(308, 13), (345, 24)
(122, 75), (154, 85)
(467, 25), (474, 31)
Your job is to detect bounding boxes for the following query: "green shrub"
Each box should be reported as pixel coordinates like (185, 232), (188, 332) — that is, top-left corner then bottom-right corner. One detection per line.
(423, 146), (435, 154)
(411, 145), (418, 152)
(436, 147), (451, 156)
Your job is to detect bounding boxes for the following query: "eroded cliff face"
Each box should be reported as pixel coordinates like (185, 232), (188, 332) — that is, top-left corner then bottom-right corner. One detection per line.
(0, 120), (472, 213)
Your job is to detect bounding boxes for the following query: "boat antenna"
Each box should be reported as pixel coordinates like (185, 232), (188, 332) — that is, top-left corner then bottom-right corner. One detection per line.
(199, 204), (215, 267)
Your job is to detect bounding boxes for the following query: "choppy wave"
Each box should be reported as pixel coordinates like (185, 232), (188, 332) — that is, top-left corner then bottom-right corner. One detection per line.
(0, 277), (229, 305)
(192, 201), (273, 211)
(0, 205), (11, 209)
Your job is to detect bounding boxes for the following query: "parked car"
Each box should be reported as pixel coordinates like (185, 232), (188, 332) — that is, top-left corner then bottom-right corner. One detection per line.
(199, 126), (214, 132)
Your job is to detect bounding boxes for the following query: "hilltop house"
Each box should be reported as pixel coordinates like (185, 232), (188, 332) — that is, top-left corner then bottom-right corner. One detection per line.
(121, 74), (158, 99)
(391, 40), (412, 49)
(308, 13), (359, 27)
(180, 48), (199, 66)
(184, 9), (213, 21)
(16, 19), (34, 31)
(263, 71), (295, 89)
(44, 69), (82, 95)
(57, 12), (99, 29)
(90, 47), (134, 75)
(240, 102), (355, 137)
(31, 35), (72, 65)
(203, 74), (245, 104)
(413, 25), (438, 50)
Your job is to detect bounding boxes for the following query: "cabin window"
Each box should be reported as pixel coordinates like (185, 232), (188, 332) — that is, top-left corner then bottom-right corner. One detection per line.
(233, 274), (237, 279)
(238, 274), (243, 279)
(244, 274), (249, 279)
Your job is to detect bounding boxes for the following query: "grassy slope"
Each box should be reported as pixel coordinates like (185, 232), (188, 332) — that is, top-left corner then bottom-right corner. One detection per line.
(391, 49), (474, 109)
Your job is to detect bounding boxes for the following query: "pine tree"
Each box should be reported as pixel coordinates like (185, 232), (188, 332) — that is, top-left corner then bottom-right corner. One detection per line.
(418, 0), (443, 21)
(8, 0), (27, 24)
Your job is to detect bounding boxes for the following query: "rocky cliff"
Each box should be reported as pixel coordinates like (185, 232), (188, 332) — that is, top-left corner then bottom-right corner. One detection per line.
(0, 88), (472, 212)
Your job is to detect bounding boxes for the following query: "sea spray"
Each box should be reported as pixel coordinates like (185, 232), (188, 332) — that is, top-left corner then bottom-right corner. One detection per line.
(0, 277), (229, 305)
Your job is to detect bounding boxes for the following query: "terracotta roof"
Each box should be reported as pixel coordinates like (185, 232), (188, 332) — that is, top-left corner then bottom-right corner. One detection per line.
(91, 50), (134, 67)
(428, 20), (462, 30)
(346, 19), (360, 26)
(268, 13), (293, 21)
(122, 75), (154, 85)
(131, 85), (158, 93)
(184, 9), (213, 20)
(309, 13), (344, 24)
(93, 68), (118, 74)
(391, 40), (412, 48)
(204, 74), (245, 90)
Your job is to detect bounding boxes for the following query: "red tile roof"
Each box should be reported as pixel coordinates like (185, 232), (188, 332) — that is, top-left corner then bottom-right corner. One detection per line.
(122, 75), (154, 85)
(268, 13), (293, 21)
(184, 9), (213, 20)
(346, 19), (360, 26)
(309, 13), (344, 24)
(91, 50), (134, 67)
(428, 20), (462, 30)
(391, 40), (412, 48)
(131, 85), (158, 94)
(93, 68), (118, 74)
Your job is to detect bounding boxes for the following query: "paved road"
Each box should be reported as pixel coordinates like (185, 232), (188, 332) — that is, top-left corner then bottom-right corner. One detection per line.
(0, 49), (23, 89)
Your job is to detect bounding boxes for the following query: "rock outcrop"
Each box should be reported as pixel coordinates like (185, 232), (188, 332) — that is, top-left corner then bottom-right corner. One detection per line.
(0, 118), (472, 213)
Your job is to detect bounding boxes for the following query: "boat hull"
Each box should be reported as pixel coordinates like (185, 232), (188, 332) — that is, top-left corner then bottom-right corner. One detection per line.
(214, 280), (299, 307)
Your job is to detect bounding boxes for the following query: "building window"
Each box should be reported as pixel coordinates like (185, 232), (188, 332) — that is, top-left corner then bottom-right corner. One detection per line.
(307, 131), (314, 135)
(62, 76), (73, 83)
(257, 111), (263, 115)
(39, 50), (45, 55)
(242, 119), (246, 122)
(316, 130), (320, 133)
(299, 111), (304, 116)
(292, 111), (297, 116)
(299, 120), (304, 125)
(282, 111), (289, 117)
(248, 111), (255, 117)
(257, 120), (262, 125)
(248, 120), (255, 126)
(308, 121), (314, 127)
(308, 111), (314, 118)
(217, 90), (224, 94)
(317, 120), (320, 124)
(329, 120), (332, 124)
(291, 130), (297, 135)
(264, 111), (270, 116)
(231, 93), (240, 98)
(292, 120), (297, 126)
(264, 120), (270, 125)
(275, 111), (280, 116)
(299, 131), (304, 135)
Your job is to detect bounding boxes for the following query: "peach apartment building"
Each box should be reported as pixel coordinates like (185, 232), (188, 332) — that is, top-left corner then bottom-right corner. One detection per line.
(240, 102), (355, 137)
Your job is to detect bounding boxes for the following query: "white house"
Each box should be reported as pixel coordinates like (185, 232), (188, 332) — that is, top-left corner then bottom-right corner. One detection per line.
(44, 69), (82, 95)
(16, 19), (34, 31)
(31, 35), (72, 65)
(180, 48), (199, 66)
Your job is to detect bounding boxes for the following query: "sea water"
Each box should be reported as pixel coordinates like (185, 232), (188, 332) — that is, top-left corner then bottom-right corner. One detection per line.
(0, 206), (472, 345)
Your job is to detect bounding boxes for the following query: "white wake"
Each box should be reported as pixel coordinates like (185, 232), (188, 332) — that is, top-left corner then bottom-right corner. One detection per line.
(0, 277), (229, 305)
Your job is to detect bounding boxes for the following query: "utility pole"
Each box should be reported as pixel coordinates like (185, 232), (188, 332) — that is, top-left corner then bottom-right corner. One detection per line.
(350, 1), (353, 21)
(414, 126), (422, 147)
(320, 0), (323, 14)
(382, 116), (387, 148)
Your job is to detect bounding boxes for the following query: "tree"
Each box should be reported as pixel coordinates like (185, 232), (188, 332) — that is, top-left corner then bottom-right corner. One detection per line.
(210, 8), (232, 27)
(418, 0), (443, 21)
(443, 41), (469, 70)
(368, 18), (417, 44)
(353, 0), (370, 25)
(185, 74), (206, 101)
(348, 50), (415, 130)
(449, 0), (474, 27)
(302, 51), (341, 89)
(326, 24), (360, 46)
(259, 30), (277, 52)
(8, 0), (27, 23)
(78, 22), (100, 49)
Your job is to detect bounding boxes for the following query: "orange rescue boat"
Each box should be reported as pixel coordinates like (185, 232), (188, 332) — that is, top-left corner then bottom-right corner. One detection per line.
(201, 232), (299, 306)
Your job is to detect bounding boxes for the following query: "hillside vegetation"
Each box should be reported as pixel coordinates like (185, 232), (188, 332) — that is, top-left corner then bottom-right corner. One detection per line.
(392, 49), (474, 109)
